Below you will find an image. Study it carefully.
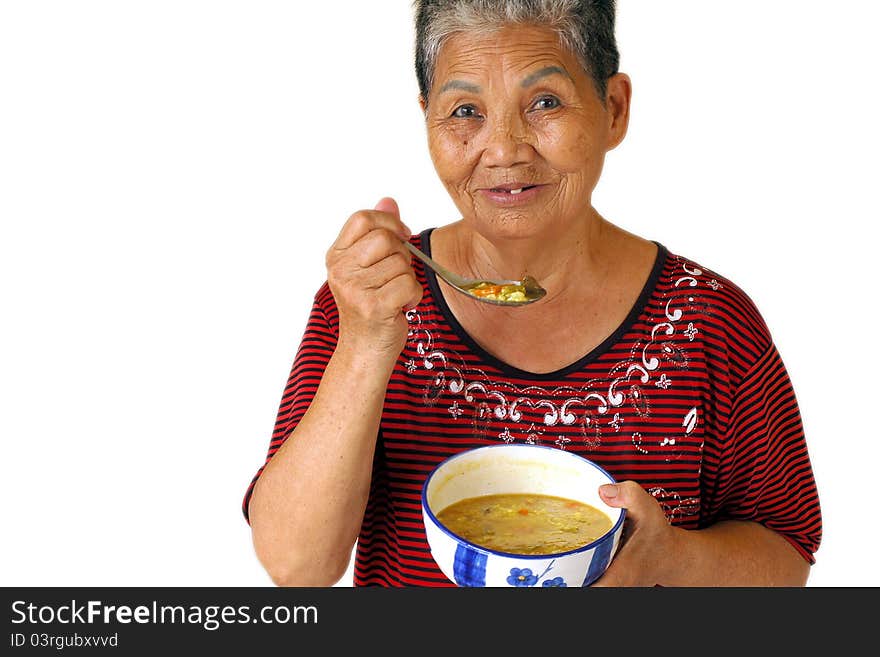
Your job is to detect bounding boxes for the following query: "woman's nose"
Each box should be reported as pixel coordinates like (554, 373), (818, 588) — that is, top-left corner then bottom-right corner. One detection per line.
(481, 112), (533, 167)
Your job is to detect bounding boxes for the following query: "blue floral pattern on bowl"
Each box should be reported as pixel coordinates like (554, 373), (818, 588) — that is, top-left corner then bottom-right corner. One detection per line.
(542, 576), (567, 587)
(507, 561), (566, 587)
(507, 568), (538, 586)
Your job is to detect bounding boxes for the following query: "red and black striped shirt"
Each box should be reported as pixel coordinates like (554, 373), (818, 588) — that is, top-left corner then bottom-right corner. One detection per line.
(243, 231), (822, 586)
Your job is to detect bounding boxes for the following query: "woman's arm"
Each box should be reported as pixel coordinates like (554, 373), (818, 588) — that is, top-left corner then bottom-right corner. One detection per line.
(248, 341), (396, 586)
(248, 198), (421, 586)
(593, 481), (810, 587)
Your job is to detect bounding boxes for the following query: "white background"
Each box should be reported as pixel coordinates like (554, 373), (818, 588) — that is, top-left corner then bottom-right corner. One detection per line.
(1, 1), (877, 587)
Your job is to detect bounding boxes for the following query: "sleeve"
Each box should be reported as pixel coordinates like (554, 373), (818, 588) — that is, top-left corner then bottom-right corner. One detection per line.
(702, 342), (823, 563)
(241, 283), (339, 523)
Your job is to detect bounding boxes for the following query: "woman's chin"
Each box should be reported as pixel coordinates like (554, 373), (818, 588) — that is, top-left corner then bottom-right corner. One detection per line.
(466, 206), (561, 243)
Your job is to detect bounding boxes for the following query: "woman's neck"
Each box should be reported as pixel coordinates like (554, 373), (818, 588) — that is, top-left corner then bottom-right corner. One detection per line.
(435, 207), (611, 305)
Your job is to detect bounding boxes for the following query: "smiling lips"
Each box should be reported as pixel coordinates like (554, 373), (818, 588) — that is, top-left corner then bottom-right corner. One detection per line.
(485, 183), (540, 194)
(479, 182), (546, 204)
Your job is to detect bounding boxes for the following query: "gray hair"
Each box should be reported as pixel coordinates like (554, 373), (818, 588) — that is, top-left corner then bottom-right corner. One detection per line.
(414, 0), (620, 106)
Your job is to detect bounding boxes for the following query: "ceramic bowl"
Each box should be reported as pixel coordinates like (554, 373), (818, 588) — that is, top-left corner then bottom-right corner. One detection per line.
(421, 444), (625, 587)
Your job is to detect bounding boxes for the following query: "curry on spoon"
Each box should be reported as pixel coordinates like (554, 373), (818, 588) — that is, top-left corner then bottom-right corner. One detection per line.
(403, 240), (547, 307)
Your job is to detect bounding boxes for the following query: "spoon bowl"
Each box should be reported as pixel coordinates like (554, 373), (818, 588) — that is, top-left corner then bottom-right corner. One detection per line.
(404, 240), (547, 307)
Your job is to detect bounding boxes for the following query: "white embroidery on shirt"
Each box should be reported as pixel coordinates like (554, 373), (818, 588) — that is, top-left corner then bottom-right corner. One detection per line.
(683, 407), (699, 435)
(610, 413), (623, 431)
(525, 423), (542, 444)
(648, 487), (700, 521)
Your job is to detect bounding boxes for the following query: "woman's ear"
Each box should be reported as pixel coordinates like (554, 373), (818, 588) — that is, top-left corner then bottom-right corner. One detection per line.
(418, 95), (427, 115)
(605, 73), (632, 151)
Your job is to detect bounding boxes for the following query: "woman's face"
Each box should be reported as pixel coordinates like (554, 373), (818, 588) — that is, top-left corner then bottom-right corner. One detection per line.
(422, 25), (629, 241)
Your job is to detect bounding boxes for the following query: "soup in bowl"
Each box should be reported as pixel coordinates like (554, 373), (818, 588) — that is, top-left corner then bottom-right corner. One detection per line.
(421, 444), (625, 587)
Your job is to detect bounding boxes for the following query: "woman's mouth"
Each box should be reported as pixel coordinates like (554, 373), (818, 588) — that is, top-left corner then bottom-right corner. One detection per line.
(490, 185), (536, 194)
(479, 184), (546, 205)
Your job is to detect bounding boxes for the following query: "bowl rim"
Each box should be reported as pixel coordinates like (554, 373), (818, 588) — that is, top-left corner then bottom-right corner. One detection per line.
(421, 443), (627, 560)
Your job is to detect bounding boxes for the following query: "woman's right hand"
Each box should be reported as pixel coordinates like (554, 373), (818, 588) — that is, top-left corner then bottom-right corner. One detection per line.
(326, 196), (423, 359)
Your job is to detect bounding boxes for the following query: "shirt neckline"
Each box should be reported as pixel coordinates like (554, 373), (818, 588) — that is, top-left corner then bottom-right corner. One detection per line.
(419, 227), (668, 380)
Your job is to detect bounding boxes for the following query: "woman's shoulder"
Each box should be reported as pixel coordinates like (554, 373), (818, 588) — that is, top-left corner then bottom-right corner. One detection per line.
(302, 281), (340, 335)
(657, 244), (775, 357)
(314, 280), (335, 308)
(660, 246), (759, 305)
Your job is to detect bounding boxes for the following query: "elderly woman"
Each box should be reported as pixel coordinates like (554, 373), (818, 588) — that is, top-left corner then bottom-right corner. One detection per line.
(244, 0), (821, 587)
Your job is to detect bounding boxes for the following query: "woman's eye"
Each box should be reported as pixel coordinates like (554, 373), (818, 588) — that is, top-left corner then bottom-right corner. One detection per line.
(451, 104), (479, 119)
(531, 96), (561, 111)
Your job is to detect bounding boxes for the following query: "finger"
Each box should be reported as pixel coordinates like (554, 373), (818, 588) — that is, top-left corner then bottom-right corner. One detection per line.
(343, 271), (419, 323)
(382, 270), (423, 312)
(598, 480), (644, 509)
(332, 198), (411, 251)
(332, 210), (408, 252)
(590, 570), (619, 587)
(352, 229), (413, 269)
(358, 251), (414, 290)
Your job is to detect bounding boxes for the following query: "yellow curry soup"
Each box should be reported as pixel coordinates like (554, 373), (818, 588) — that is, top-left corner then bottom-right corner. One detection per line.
(436, 493), (612, 556)
(466, 282), (528, 303)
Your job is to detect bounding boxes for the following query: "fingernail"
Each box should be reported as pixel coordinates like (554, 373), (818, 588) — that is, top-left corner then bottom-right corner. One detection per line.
(599, 484), (618, 498)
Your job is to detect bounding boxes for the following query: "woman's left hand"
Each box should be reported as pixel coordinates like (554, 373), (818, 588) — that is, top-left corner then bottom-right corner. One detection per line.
(591, 481), (680, 586)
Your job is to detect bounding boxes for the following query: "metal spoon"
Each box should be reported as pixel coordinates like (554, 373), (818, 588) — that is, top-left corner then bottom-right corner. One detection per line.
(404, 240), (547, 307)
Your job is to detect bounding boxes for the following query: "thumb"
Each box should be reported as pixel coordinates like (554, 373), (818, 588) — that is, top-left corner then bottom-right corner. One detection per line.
(598, 480), (643, 509)
(374, 196), (411, 239)
(599, 483), (624, 508)
(374, 196), (400, 217)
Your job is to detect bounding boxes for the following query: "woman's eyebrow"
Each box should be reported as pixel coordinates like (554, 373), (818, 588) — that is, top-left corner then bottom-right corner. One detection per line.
(438, 79), (482, 94)
(437, 66), (570, 95)
(520, 65), (571, 87)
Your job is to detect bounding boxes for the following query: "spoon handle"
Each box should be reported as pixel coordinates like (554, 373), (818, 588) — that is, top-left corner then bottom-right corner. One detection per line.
(403, 240), (471, 289)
